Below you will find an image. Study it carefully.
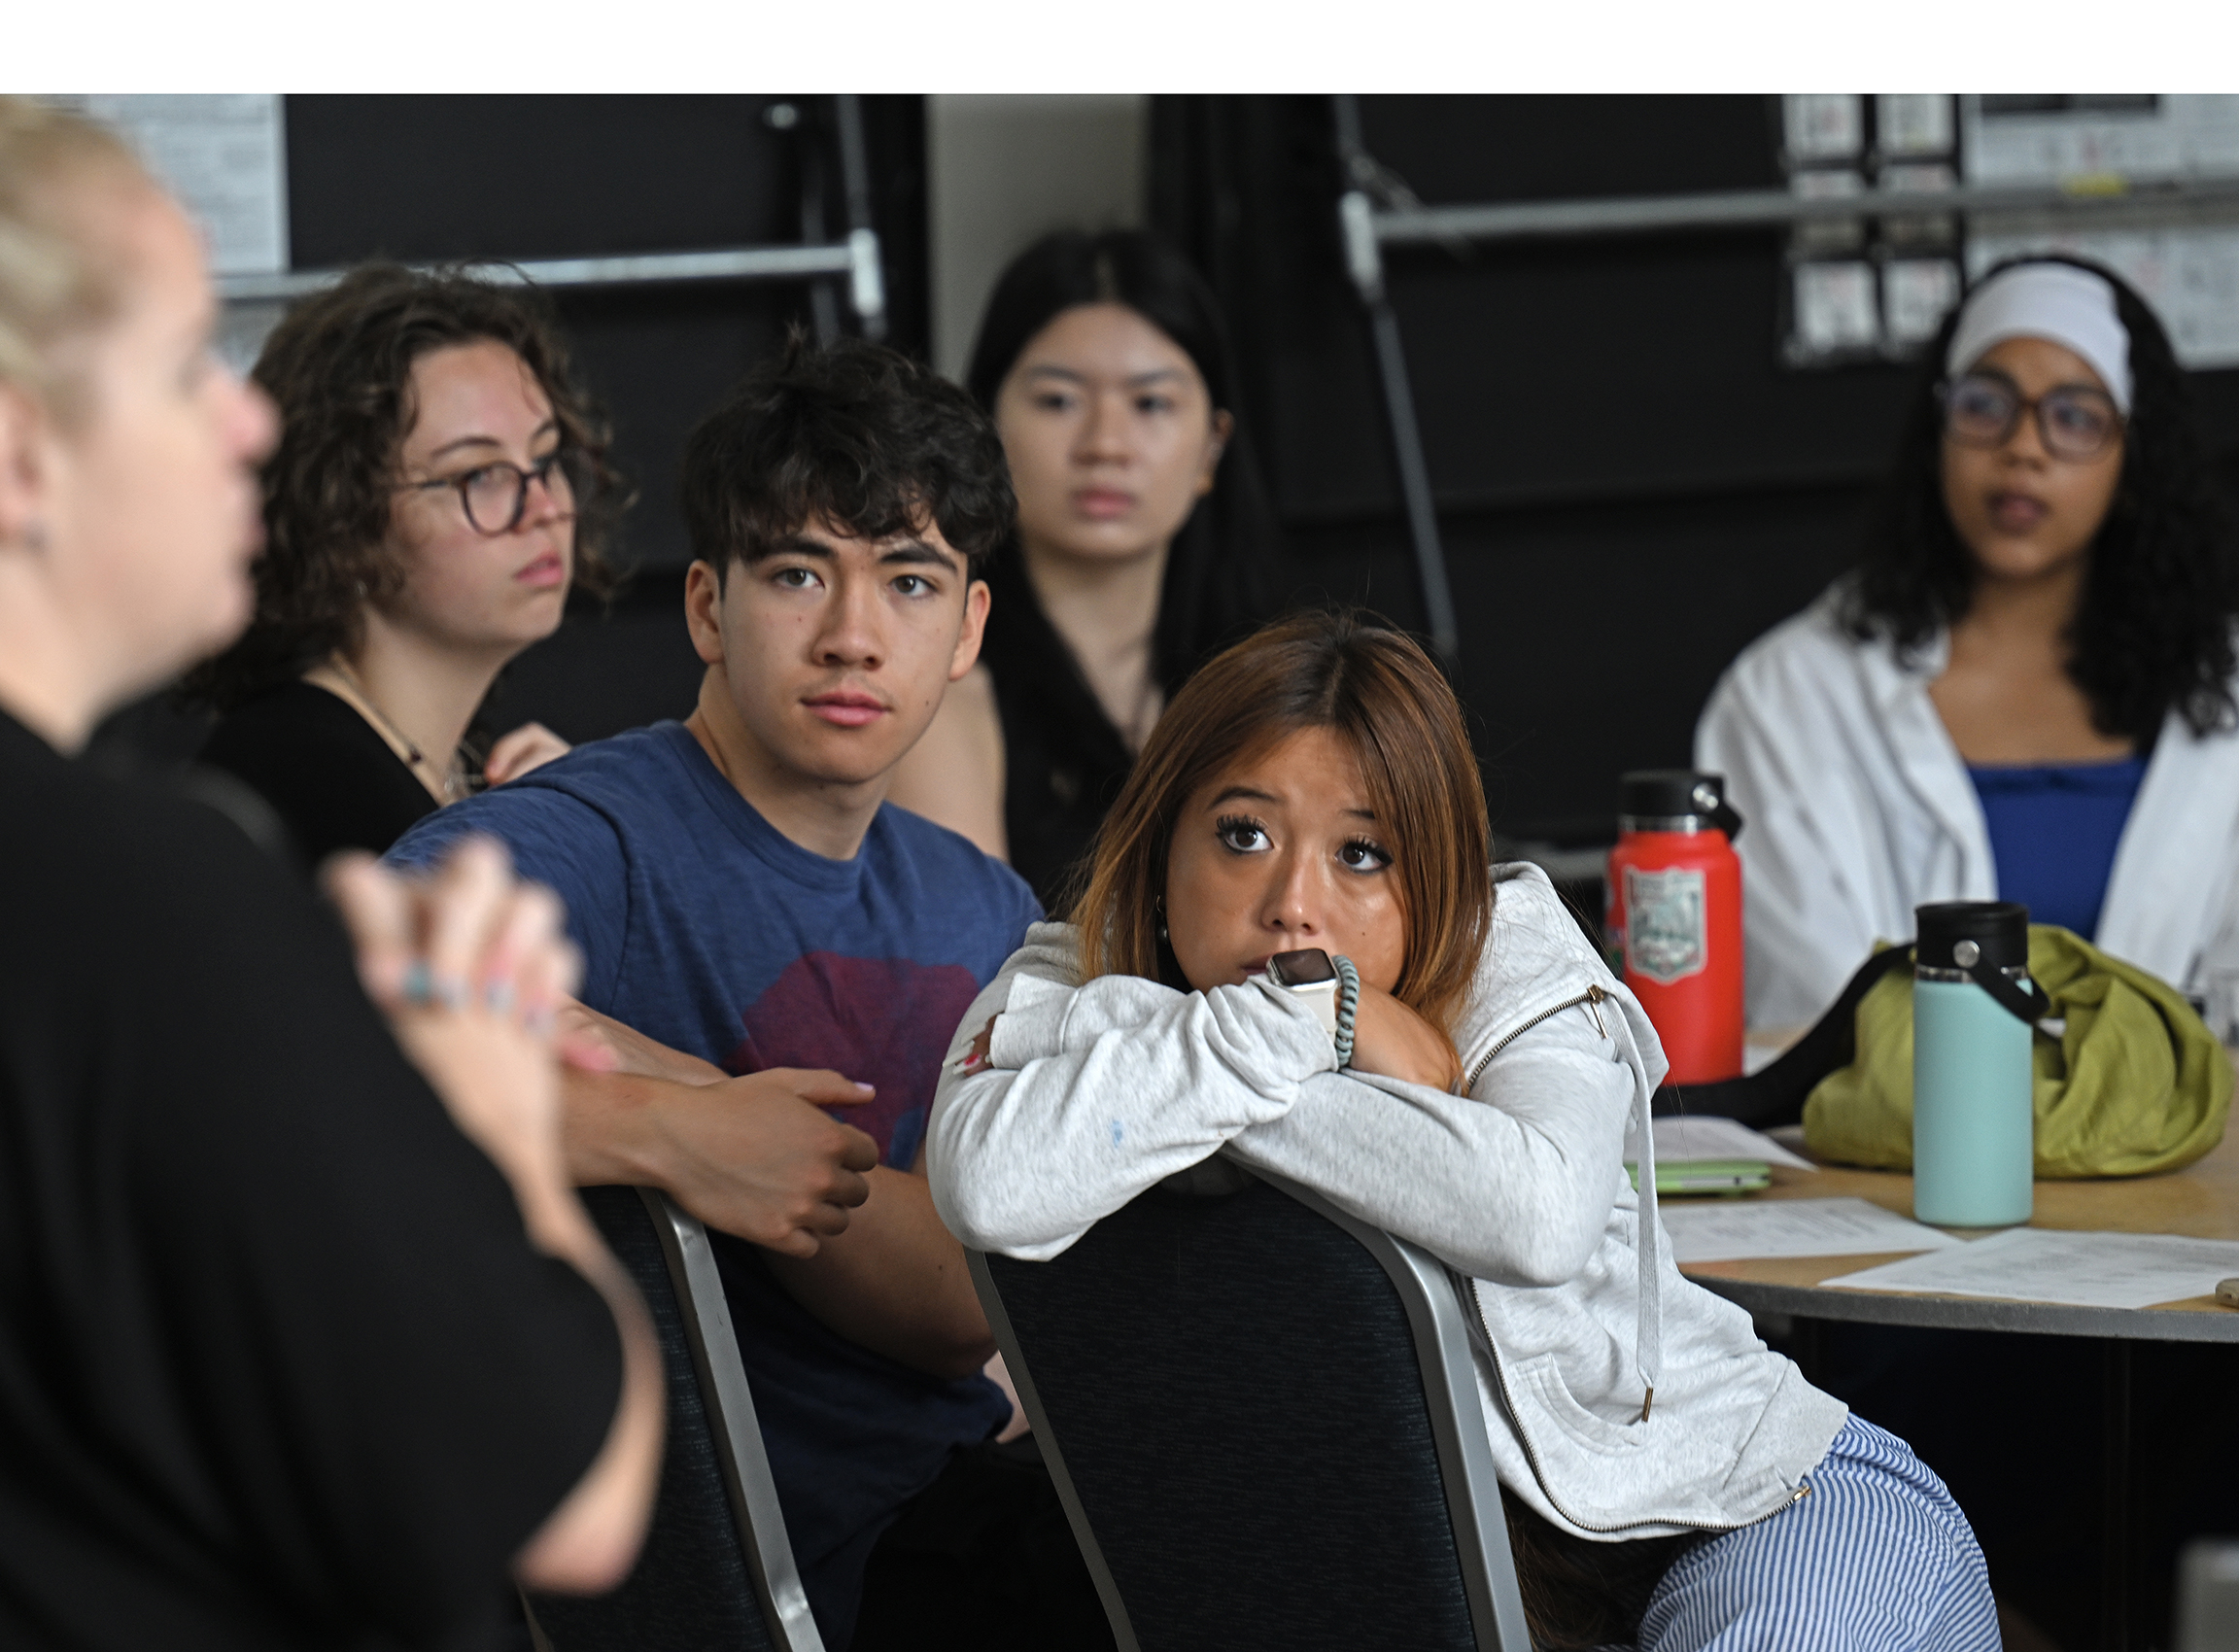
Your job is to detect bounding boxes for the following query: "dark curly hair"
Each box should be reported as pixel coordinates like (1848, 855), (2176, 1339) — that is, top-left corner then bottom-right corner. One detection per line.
(186, 264), (627, 711)
(1843, 252), (2239, 742)
(682, 330), (1014, 577)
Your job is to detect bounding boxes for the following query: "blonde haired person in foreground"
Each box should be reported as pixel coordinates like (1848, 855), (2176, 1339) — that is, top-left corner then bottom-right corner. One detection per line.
(930, 609), (1999, 1650)
(0, 99), (663, 1651)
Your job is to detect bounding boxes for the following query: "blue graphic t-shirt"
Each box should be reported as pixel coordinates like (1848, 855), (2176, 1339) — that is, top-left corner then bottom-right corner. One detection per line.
(388, 721), (1039, 1641)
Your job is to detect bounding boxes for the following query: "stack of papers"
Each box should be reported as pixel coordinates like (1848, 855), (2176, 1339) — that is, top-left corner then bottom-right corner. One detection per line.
(1659, 1197), (1962, 1265)
(1627, 1116), (1816, 1196)
(1822, 1230), (2239, 1311)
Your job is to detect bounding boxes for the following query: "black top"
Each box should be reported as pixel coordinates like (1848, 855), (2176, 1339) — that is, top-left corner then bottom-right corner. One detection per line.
(979, 552), (1140, 914)
(200, 681), (438, 870)
(0, 709), (620, 1652)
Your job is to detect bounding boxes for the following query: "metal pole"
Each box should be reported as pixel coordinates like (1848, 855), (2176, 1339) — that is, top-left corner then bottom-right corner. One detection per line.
(1332, 95), (1459, 666)
(794, 108), (842, 348)
(1366, 299), (1459, 663)
(216, 244), (855, 305)
(834, 92), (887, 341)
(1367, 174), (2239, 249)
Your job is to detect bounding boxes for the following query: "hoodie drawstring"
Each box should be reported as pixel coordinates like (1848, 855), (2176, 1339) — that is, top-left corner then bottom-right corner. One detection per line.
(1633, 1075), (1664, 1421)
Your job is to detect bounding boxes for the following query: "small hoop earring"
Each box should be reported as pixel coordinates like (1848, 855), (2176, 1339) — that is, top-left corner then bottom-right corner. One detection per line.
(1154, 894), (1169, 945)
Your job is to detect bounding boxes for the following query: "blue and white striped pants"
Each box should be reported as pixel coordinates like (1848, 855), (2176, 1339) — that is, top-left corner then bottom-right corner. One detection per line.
(1638, 1415), (2000, 1650)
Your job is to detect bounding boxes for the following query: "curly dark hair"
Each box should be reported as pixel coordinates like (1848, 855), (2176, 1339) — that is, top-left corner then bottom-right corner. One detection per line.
(186, 264), (627, 710)
(1843, 252), (2239, 742)
(682, 330), (1014, 579)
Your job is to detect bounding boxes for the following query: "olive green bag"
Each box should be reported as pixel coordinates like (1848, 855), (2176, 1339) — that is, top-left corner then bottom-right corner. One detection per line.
(1802, 926), (2233, 1178)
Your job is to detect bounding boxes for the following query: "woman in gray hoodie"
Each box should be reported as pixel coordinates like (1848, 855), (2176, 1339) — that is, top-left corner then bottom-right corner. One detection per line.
(928, 609), (1998, 1650)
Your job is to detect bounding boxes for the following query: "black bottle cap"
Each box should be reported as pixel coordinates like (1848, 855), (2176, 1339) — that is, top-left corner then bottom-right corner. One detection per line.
(1618, 771), (1744, 841)
(1914, 901), (2030, 972)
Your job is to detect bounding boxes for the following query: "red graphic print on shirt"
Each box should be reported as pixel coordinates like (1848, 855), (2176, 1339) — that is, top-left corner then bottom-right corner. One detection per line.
(729, 950), (983, 1166)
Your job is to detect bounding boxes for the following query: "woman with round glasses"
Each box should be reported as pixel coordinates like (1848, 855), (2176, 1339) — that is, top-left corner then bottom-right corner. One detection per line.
(189, 264), (624, 869)
(1697, 256), (2239, 1028)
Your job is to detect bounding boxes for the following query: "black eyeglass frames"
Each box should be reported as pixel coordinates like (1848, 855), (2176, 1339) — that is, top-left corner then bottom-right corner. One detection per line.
(396, 448), (584, 536)
(1937, 372), (2124, 464)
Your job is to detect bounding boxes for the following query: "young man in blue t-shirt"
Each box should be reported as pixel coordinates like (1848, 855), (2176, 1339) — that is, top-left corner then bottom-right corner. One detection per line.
(388, 339), (1085, 1648)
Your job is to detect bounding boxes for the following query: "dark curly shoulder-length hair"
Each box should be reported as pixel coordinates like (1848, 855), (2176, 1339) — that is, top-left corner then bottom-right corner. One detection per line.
(187, 263), (627, 711)
(1843, 253), (2239, 742)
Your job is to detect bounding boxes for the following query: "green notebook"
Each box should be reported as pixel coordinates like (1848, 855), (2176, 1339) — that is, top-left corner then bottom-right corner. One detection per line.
(1629, 1159), (1772, 1196)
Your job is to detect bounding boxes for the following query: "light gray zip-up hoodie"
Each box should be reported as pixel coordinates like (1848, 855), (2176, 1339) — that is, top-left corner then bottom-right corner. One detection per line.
(927, 862), (1848, 1539)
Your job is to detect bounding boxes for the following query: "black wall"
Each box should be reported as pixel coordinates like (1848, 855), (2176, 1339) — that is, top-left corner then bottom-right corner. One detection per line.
(1151, 94), (2239, 845)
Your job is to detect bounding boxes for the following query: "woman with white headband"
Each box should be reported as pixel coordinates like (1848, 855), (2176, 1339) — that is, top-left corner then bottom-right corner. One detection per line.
(1699, 256), (2239, 1030)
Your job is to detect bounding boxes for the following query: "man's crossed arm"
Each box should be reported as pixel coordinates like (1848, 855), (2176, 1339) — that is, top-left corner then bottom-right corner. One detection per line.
(558, 1004), (996, 1380)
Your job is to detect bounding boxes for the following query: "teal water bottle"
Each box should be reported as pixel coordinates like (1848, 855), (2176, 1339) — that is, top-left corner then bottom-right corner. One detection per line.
(1912, 901), (2037, 1227)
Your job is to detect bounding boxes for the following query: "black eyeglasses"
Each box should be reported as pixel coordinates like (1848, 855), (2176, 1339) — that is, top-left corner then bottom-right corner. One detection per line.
(398, 448), (581, 536)
(1937, 371), (2124, 464)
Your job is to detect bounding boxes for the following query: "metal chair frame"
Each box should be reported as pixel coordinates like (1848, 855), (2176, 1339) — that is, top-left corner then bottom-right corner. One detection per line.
(529, 1187), (824, 1652)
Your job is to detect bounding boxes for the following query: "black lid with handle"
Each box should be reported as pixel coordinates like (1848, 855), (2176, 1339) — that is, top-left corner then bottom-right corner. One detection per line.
(1914, 901), (2030, 973)
(1618, 770), (1744, 842)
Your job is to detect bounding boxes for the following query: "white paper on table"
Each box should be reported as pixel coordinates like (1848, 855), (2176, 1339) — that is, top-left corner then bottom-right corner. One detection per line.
(1627, 1115), (1816, 1173)
(1821, 1228), (2239, 1311)
(1659, 1197), (1962, 1265)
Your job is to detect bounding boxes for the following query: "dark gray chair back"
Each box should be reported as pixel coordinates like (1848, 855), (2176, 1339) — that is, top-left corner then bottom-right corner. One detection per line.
(970, 1162), (1530, 1652)
(529, 1187), (823, 1652)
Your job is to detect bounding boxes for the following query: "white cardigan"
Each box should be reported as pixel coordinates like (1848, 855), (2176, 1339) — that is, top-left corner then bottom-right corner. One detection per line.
(927, 865), (1845, 1540)
(1697, 585), (2239, 1030)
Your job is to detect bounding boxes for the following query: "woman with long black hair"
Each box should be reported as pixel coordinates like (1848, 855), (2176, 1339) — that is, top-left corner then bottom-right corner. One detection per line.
(886, 229), (1281, 911)
(1699, 255), (2239, 1028)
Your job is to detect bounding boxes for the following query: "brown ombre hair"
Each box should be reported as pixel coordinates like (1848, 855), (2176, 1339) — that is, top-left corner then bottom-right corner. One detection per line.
(1071, 608), (1493, 1036)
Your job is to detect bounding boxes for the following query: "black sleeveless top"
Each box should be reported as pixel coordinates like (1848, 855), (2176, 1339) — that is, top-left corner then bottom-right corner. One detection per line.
(199, 681), (437, 873)
(979, 553), (1140, 916)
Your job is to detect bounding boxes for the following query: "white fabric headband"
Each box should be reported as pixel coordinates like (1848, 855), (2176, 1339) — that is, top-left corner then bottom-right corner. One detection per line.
(1945, 262), (2133, 413)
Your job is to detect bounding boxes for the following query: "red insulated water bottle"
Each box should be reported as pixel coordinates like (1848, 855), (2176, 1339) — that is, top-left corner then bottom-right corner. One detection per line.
(1604, 770), (1745, 1084)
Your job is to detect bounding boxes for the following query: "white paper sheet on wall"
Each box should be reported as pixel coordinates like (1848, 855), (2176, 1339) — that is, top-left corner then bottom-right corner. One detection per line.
(1966, 224), (2239, 368)
(1660, 1197), (1961, 1265)
(1960, 94), (2239, 369)
(63, 95), (288, 276)
(1822, 1228), (2239, 1311)
(1963, 94), (2239, 186)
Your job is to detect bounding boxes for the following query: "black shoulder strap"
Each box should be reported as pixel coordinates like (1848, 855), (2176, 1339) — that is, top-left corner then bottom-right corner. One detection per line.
(1962, 962), (2044, 1026)
(1651, 945), (1915, 1129)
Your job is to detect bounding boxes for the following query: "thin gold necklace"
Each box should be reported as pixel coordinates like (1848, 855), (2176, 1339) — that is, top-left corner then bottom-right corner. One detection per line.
(316, 658), (467, 802)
